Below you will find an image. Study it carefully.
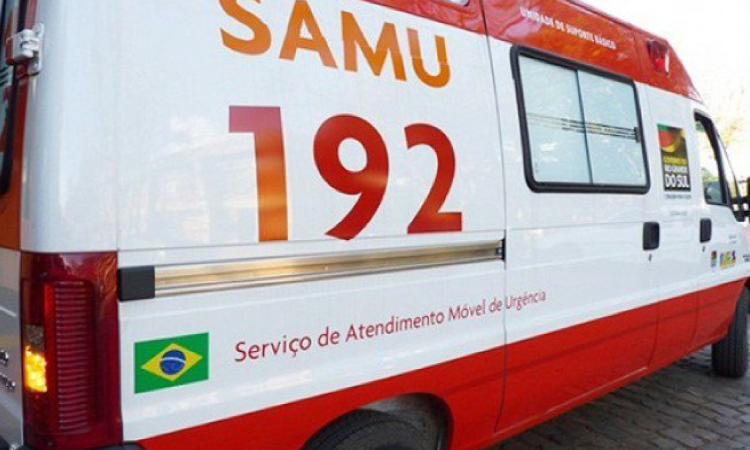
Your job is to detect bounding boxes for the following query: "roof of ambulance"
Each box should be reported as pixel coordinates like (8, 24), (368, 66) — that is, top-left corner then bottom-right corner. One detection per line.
(530, 0), (700, 101)
(568, 0), (670, 43)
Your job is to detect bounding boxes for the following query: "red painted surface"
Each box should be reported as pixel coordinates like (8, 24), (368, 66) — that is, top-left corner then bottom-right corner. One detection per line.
(651, 292), (699, 371)
(137, 280), (745, 450)
(361, 0), (699, 100)
(694, 279), (744, 348)
(492, 280), (744, 446)
(483, 0), (642, 80)
(632, 31), (701, 101)
(139, 347), (506, 450)
(496, 298), (657, 435)
(0, 0), (37, 250)
(364, 0), (486, 34)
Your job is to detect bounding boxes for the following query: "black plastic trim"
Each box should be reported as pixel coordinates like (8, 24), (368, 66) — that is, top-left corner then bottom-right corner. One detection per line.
(643, 222), (661, 251)
(700, 218), (713, 243)
(510, 45), (651, 195)
(118, 266), (156, 301)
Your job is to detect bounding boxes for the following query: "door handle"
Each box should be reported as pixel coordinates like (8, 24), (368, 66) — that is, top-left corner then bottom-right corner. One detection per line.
(700, 218), (712, 243)
(643, 222), (660, 251)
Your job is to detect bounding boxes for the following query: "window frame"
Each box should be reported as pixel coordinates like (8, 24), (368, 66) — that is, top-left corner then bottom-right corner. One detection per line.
(694, 111), (742, 219)
(511, 46), (651, 195)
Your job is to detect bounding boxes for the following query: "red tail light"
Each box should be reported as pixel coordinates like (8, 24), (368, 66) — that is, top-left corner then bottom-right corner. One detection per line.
(21, 253), (122, 450)
(647, 39), (671, 74)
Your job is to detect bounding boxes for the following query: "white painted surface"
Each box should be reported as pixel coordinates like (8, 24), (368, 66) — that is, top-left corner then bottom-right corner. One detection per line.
(22, 0), (119, 252)
(120, 261), (505, 440)
(110, 0), (504, 252)
(109, 0), (507, 441)
(642, 86), (702, 304)
(493, 41), (651, 346)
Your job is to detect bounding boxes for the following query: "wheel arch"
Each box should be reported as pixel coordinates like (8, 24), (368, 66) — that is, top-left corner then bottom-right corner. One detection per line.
(302, 392), (453, 450)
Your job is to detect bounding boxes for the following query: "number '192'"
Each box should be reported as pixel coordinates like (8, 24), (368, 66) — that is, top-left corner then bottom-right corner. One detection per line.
(229, 106), (463, 241)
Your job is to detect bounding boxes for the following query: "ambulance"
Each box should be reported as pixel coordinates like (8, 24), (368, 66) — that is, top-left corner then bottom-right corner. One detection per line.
(0, 0), (748, 449)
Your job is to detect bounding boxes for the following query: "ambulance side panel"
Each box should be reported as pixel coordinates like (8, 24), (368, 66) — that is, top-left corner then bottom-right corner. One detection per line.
(105, 0), (507, 444)
(11, 1), (750, 449)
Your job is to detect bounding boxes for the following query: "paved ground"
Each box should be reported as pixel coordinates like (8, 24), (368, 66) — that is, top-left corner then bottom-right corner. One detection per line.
(491, 345), (750, 450)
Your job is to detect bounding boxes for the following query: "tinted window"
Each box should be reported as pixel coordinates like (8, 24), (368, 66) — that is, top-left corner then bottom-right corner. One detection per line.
(696, 120), (723, 205)
(696, 114), (742, 220)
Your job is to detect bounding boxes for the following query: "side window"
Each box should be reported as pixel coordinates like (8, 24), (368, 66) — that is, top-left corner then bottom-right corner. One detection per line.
(695, 119), (723, 205)
(578, 72), (647, 186)
(516, 51), (648, 193)
(518, 57), (590, 184)
(719, 138), (741, 217)
(696, 114), (742, 219)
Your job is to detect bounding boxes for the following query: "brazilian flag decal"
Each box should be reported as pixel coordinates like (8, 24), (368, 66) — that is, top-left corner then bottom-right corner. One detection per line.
(135, 333), (209, 394)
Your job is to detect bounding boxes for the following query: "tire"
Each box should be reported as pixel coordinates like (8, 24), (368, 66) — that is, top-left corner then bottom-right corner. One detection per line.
(304, 410), (432, 450)
(712, 286), (749, 378)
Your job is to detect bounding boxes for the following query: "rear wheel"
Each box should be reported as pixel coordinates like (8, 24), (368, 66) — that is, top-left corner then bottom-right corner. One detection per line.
(712, 287), (749, 378)
(304, 410), (432, 450)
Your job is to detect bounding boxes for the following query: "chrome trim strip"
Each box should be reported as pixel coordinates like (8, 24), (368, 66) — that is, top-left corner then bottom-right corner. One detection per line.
(155, 241), (503, 297)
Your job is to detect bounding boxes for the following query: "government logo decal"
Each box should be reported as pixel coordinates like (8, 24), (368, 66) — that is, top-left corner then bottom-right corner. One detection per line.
(135, 333), (209, 394)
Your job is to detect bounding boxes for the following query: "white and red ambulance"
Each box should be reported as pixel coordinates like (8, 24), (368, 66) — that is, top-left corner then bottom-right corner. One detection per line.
(0, 0), (748, 449)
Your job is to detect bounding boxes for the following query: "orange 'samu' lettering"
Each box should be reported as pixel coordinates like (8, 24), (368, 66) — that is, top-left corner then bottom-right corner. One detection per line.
(408, 29), (451, 88)
(220, 0), (271, 55)
(342, 12), (406, 81)
(279, 1), (337, 68)
(219, 0), (452, 88)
